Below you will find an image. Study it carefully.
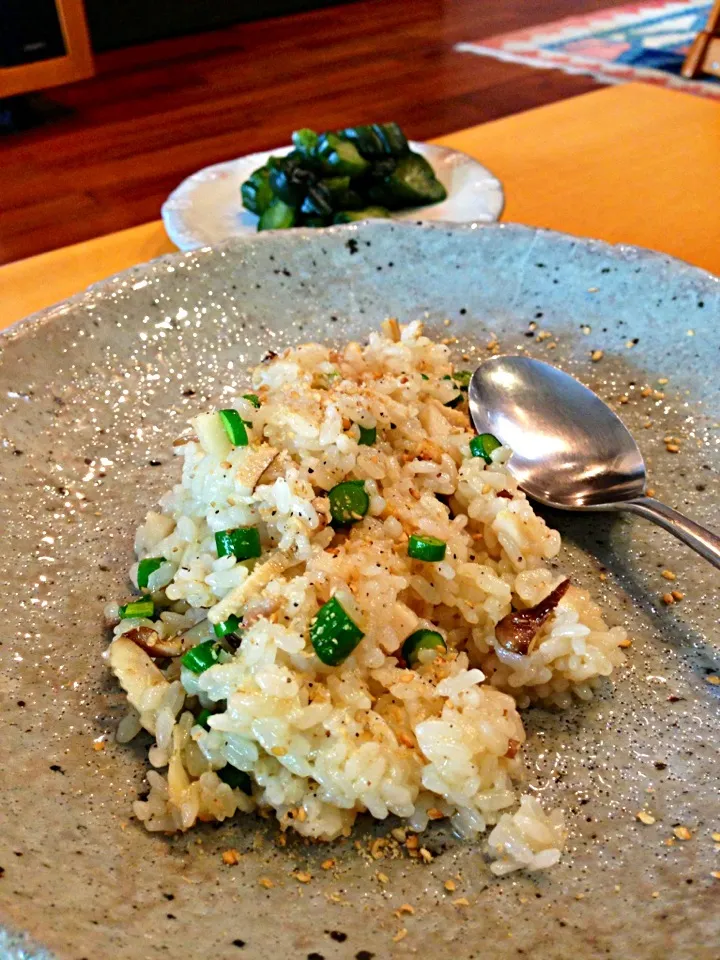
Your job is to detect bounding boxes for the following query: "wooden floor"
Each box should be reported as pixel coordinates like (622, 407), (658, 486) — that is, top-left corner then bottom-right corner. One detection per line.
(1, 0), (628, 265)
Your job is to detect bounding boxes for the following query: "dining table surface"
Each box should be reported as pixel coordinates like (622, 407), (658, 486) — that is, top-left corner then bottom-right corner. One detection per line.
(2, 81), (719, 332)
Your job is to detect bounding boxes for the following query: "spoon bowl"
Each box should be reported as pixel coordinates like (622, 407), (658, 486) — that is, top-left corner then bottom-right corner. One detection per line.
(468, 355), (720, 568)
(468, 355), (645, 508)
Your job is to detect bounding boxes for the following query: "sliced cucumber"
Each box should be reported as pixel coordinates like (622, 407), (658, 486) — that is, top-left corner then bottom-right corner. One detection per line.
(372, 122), (409, 157)
(333, 206), (390, 224)
(315, 133), (369, 177)
(258, 199), (296, 231)
(300, 182), (333, 217)
(292, 128), (319, 157)
(372, 152), (447, 209)
(240, 166), (273, 215)
(337, 125), (385, 158)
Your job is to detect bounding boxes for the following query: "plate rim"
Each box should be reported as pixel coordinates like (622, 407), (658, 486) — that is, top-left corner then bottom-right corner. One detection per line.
(4, 221), (719, 345)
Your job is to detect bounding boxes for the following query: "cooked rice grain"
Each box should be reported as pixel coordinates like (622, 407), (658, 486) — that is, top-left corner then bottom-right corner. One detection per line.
(108, 321), (626, 873)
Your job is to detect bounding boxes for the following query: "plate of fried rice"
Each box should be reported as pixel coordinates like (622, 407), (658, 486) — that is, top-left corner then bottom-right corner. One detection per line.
(1, 221), (718, 960)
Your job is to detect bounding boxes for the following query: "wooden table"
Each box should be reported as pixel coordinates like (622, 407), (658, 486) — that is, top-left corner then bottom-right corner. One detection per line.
(2, 83), (718, 330)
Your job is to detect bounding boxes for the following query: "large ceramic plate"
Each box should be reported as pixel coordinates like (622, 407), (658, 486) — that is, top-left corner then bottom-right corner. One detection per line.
(1, 222), (719, 960)
(161, 142), (504, 250)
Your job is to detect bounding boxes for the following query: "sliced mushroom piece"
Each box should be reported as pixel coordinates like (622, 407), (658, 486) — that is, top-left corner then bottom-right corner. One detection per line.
(122, 625), (183, 659)
(236, 444), (279, 491)
(242, 596), (282, 628)
(495, 579), (571, 656)
(108, 636), (169, 732)
(381, 317), (401, 342)
(208, 550), (298, 625)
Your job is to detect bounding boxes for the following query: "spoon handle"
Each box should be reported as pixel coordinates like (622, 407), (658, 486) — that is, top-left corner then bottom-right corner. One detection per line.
(621, 497), (720, 570)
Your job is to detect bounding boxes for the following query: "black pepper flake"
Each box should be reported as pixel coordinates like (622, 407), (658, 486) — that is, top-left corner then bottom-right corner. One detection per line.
(232, 939), (246, 948)
(356, 952), (374, 960)
(329, 931), (347, 943)
(654, 762), (667, 771)
(148, 460), (162, 467)
(346, 239), (359, 255)
(49, 764), (64, 774)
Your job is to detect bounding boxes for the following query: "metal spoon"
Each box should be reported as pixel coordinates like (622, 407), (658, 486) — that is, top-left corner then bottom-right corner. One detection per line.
(468, 355), (720, 570)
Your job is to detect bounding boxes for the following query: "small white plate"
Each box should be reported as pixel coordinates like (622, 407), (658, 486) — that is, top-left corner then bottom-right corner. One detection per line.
(161, 141), (504, 250)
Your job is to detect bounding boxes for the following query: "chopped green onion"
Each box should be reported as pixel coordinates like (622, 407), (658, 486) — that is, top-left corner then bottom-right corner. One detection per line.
(218, 409), (249, 446)
(402, 629), (447, 667)
(215, 527), (262, 560)
(243, 393), (261, 409)
(328, 480), (369, 525)
(181, 639), (221, 674)
(408, 534), (446, 562)
(137, 557), (165, 591)
(444, 393), (464, 409)
(119, 598), (155, 619)
(357, 424), (376, 446)
(453, 370), (472, 390)
(213, 614), (242, 639)
(195, 708), (212, 730)
(469, 433), (502, 464)
(218, 765), (253, 795)
(420, 373), (429, 381)
(311, 596), (364, 666)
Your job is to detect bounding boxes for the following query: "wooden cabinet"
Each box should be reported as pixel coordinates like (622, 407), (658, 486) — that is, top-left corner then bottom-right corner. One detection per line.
(0, 0), (93, 97)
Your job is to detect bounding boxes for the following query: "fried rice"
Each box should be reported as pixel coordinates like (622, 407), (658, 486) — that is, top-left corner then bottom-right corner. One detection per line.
(106, 320), (626, 874)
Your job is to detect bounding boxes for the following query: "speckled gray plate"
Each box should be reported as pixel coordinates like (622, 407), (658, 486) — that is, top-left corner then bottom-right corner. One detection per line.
(1, 222), (719, 960)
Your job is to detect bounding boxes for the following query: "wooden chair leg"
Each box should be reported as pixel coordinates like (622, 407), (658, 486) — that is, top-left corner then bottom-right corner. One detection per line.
(682, 0), (720, 78)
(682, 31), (714, 78)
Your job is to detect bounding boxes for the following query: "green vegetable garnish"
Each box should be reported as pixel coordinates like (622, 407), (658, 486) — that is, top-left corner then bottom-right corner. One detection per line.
(137, 557), (165, 591)
(469, 433), (502, 464)
(119, 598), (155, 619)
(258, 198), (296, 231)
(243, 393), (261, 409)
(213, 614), (242, 639)
(328, 480), (369, 525)
(357, 425), (376, 446)
(453, 370), (472, 390)
(402, 629), (447, 667)
(241, 166), (273, 215)
(195, 708), (212, 730)
(181, 639), (221, 674)
(215, 527), (262, 560)
(311, 596), (364, 666)
(408, 534), (447, 562)
(218, 409), (249, 446)
(218, 765), (253, 794)
(444, 393), (464, 409)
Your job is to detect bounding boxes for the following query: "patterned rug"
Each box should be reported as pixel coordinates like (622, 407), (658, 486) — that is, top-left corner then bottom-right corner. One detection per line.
(456, 1), (720, 99)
